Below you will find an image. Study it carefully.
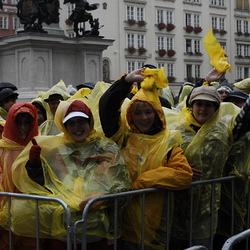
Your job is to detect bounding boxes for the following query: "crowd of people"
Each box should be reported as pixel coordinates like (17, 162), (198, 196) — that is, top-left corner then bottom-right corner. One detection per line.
(0, 66), (249, 250)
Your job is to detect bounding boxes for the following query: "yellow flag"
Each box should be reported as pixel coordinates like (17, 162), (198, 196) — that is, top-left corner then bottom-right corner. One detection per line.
(203, 28), (232, 74)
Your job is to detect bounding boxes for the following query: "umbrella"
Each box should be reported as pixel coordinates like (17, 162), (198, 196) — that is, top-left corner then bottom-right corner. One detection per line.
(0, 82), (18, 91)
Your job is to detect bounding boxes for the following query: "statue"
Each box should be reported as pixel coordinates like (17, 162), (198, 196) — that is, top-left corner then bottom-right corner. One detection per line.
(64, 0), (103, 37)
(17, 0), (60, 32)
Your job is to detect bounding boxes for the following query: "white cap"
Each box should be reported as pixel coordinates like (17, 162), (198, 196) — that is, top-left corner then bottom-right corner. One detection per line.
(63, 111), (89, 123)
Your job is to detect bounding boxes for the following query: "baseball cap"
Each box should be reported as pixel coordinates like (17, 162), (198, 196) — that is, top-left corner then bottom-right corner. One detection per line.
(63, 100), (91, 123)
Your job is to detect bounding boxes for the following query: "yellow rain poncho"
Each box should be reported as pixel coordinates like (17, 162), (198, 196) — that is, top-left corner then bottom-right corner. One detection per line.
(204, 28), (232, 74)
(103, 68), (193, 249)
(167, 102), (240, 240)
(216, 131), (250, 239)
(39, 79), (71, 135)
(234, 78), (250, 94)
(10, 98), (132, 242)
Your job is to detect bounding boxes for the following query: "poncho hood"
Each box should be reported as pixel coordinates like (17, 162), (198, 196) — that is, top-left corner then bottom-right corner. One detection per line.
(2, 102), (38, 146)
(54, 98), (95, 142)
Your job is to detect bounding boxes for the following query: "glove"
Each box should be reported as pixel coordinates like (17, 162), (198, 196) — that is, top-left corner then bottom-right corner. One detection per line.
(29, 139), (41, 165)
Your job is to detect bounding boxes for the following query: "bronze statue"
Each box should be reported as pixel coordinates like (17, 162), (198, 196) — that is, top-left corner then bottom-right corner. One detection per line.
(17, 0), (60, 32)
(64, 0), (102, 37)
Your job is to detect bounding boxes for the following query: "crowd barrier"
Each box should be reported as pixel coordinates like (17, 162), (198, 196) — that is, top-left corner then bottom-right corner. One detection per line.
(0, 175), (250, 250)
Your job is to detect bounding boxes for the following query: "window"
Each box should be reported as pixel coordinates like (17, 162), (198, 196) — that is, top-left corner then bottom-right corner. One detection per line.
(127, 6), (135, 20)
(211, 16), (226, 30)
(13, 16), (21, 30)
(127, 33), (135, 47)
(156, 63), (174, 77)
(127, 6), (145, 21)
(166, 11), (173, 24)
(137, 34), (145, 48)
(157, 36), (165, 50)
(211, 0), (225, 7)
(127, 61), (145, 73)
(186, 64), (192, 78)
(157, 10), (164, 23)
(220, 42), (226, 51)
(194, 40), (201, 53)
(0, 16), (8, 29)
(237, 44), (250, 57)
(236, 66), (250, 79)
(186, 64), (201, 78)
(185, 13), (201, 27)
(127, 61), (136, 73)
(157, 36), (174, 50)
(236, 0), (250, 10)
(167, 63), (174, 77)
(194, 15), (200, 27)
(186, 14), (192, 26)
(127, 33), (145, 48)
(219, 18), (225, 30)
(157, 63), (165, 68)
(137, 7), (144, 21)
(185, 39), (201, 53)
(156, 9), (174, 24)
(194, 65), (201, 78)
(236, 19), (249, 33)
(186, 39), (192, 53)
(166, 37), (174, 50)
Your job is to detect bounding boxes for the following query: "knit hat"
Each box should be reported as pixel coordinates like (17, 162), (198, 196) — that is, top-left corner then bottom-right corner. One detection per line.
(189, 86), (221, 106)
(224, 90), (249, 102)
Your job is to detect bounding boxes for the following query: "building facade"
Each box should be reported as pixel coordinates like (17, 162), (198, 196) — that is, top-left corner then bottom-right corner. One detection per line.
(0, 0), (250, 96)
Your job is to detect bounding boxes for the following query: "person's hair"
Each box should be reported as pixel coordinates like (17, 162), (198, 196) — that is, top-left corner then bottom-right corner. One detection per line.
(129, 101), (162, 135)
(0, 95), (18, 107)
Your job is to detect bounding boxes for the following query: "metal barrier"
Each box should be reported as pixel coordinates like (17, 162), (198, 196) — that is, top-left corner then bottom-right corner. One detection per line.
(0, 175), (249, 250)
(221, 229), (250, 250)
(0, 191), (72, 250)
(184, 246), (208, 250)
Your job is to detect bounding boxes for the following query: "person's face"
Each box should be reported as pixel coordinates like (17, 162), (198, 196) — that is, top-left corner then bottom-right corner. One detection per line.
(192, 100), (217, 125)
(48, 98), (61, 116)
(2, 97), (17, 112)
(16, 113), (33, 140)
(36, 107), (46, 126)
(65, 116), (91, 142)
(131, 102), (156, 133)
(217, 89), (230, 101)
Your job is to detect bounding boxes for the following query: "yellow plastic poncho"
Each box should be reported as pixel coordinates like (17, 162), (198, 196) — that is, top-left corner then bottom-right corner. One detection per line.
(39, 79), (71, 135)
(111, 68), (193, 249)
(234, 78), (250, 94)
(10, 98), (132, 242)
(216, 131), (250, 238)
(204, 28), (232, 74)
(167, 102), (240, 240)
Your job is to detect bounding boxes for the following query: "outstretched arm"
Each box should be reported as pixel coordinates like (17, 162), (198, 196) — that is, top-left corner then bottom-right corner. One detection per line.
(99, 68), (146, 138)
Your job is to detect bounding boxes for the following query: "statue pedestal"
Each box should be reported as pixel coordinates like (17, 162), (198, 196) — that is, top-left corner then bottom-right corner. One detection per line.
(0, 33), (114, 102)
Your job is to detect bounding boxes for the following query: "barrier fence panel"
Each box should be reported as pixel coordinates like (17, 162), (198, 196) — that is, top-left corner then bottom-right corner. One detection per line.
(0, 192), (72, 250)
(1, 175), (250, 250)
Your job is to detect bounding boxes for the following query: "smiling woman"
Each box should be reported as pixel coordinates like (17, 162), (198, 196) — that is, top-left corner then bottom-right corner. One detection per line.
(99, 67), (193, 249)
(10, 94), (132, 249)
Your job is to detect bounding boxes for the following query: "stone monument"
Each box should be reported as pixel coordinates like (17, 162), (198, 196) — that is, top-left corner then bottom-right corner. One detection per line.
(0, 0), (111, 102)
